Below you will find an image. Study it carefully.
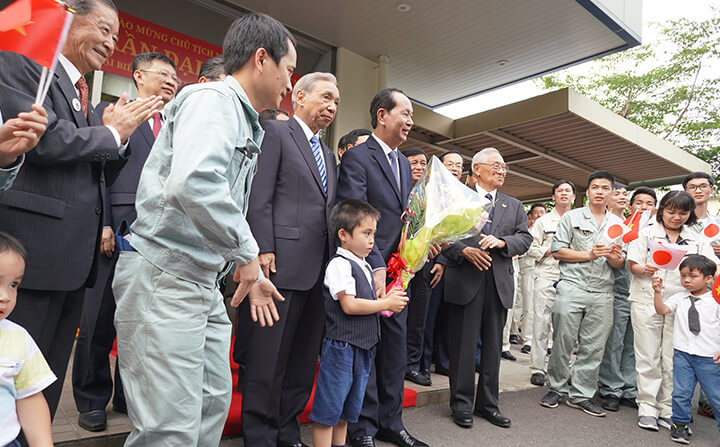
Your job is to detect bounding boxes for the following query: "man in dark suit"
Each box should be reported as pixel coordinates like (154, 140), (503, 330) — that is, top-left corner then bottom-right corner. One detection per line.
(71, 52), (178, 432)
(241, 72), (339, 447)
(0, 0), (161, 419)
(442, 147), (532, 429)
(338, 88), (428, 447)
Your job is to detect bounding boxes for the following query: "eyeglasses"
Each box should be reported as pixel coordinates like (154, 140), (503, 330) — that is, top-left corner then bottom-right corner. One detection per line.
(140, 69), (181, 85)
(686, 184), (711, 191)
(477, 162), (507, 172)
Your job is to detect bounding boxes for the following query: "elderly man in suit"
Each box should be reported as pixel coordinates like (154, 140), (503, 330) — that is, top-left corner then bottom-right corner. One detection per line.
(338, 88), (430, 447)
(71, 52), (178, 432)
(241, 72), (339, 447)
(0, 0), (161, 418)
(443, 148), (532, 429)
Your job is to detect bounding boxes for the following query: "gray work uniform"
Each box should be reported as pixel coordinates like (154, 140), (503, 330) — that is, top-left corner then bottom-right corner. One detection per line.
(112, 76), (264, 446)
(547, 206), (615, 403)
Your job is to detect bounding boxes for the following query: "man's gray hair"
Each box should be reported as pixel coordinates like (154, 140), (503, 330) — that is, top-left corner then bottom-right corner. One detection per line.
(471, 147), (502, 171)
(66, 0), (117, 15)
(291, 72), (338, 109)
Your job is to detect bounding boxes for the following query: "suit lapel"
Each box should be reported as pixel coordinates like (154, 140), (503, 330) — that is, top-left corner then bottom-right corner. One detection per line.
(54, 63), (88, 127)
(289, 118), (325, 195)
(490, 192), (508, 233)
(138, 121), (155, 147)
(368, 136), (401, 203)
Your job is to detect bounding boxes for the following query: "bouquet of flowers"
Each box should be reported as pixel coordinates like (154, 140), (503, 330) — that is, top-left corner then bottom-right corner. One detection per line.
(381, 156), (491, 316)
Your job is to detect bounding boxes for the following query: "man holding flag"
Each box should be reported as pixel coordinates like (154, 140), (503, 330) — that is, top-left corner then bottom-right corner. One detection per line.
(0, 0), (162, 418)
(598, 186), (656, 412)
(0, 103), (47, 190)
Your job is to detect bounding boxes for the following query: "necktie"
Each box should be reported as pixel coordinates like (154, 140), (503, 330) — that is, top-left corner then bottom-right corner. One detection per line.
(688, 296), (701, 335)
(389, 150), (400, 190)
(152, 112), (163, 138)
(75, 77), (89, 118)
(483, 193), (495, 234)
(310, 135), (327, 193)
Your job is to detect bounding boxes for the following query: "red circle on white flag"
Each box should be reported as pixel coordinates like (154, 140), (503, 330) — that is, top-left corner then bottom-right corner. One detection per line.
(653, 251), (672, 266)
(607, 224), (623, 239)
(704, 223), (719, 238)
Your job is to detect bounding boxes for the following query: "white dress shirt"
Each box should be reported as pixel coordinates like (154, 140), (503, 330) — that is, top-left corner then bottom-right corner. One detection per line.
(324, 247), (374, 301)
(665, 291), (720, 357)
(475, 184), (497, 203)
(371, 133), (400, 183)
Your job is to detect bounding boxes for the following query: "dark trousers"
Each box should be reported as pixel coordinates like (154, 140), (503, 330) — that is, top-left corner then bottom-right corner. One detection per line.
(241, 279), (325, 446)
(421, 276), (450, 372)
(447, 273), (506, 415)
(72, 251), (125, 412)
(9, 287), (84, 419)
(349, 303), (409, 438)
(406, 265), (431, 372)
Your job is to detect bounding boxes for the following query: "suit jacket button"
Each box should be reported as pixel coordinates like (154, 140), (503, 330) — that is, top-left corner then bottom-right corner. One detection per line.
(95, 206), (102, 215)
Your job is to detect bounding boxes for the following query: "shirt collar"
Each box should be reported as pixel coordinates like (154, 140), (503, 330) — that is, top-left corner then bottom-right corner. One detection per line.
(371, 133), (396, 157)
(336, 247), (371, 268)
(688, 291), (712, 301)
(294, 115), (317, 142)
(475, 185), (496, 201)
(58, 54), (82, 87)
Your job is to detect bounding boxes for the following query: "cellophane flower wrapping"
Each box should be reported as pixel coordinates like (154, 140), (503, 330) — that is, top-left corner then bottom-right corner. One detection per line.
(381, 156), (491, 316)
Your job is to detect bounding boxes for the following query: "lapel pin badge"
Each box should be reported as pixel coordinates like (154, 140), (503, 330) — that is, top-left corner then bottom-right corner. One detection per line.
(501, 203), (507, 208)
(72, 98), (82, 112)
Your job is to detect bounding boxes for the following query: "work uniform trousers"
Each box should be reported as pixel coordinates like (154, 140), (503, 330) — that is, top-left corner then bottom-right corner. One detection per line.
(630, 301), (674, 419)
(501, 266), (521, 352)
(598, 297), (637, 399)
(113, 252), (232, 447)
(511, 268), (535, 345)
(547, 281), (612, 403)
(529, 278), (556, 375)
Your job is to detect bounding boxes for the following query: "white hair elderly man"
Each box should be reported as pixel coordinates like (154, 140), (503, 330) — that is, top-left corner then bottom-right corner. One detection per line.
(240, 72), (340, 446)
(442, 147), (532, 429)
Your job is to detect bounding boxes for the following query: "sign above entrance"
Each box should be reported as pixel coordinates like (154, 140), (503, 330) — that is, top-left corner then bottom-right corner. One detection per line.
(103, 12), (222, 86)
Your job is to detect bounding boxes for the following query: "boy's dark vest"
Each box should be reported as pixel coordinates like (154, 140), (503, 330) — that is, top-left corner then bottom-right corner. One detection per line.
(323, 253), (381, 350)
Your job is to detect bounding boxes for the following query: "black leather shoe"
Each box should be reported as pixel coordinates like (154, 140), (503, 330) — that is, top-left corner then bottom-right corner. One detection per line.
(509, 334), (521, 345)
(350, 436), (375, 447)
(434, 365), (450, 376)
(405, 370), (432, 386)
(501, 351), (517, 361)
(452, 411), (473, 428)
(376, 429), (429, 447)
(520, 344), (531, 354)
(474, 409), (511, 428)
(78, 409), (107, 432)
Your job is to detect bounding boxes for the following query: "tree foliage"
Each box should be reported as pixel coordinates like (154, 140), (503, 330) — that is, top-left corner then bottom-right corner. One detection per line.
(538, 14), (720, 182)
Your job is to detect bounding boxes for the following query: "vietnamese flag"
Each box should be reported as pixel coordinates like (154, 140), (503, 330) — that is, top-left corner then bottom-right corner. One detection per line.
(648, 238), (688, 270)
(0, 0), (73, 69)
(622, 210), (652, 243)
(712, 274), (720, 305)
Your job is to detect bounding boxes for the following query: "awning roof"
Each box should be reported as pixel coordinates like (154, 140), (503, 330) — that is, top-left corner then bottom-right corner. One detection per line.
(403, 88), (710, 202)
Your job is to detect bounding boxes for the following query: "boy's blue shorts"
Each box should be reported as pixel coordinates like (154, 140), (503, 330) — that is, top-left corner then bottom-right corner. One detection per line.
(309, 338), (375, 426)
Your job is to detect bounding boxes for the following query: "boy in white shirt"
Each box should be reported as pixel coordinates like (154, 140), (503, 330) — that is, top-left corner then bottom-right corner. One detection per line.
(0, 232), (55, 447)
(310, 200), (408, 447)
(652, 254), (720, 444)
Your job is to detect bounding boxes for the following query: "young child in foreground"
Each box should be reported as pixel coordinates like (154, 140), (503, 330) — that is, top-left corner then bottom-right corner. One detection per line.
(652, 254), (720, 444)
(0, 232), (55, 447)
(310, 199), (409, 447)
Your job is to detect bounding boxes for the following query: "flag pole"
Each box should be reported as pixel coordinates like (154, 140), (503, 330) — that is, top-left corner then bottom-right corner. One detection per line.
(34, 66), (48, 105)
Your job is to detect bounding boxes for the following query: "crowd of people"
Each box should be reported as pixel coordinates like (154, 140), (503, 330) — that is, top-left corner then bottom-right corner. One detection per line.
(0, 1), (718, 447)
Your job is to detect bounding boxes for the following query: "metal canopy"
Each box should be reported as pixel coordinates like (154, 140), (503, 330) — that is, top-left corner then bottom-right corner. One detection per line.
(402, 88), (710, 202)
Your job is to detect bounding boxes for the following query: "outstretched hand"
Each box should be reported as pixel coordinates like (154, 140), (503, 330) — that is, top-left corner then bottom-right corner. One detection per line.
(246, 278), (285, 327)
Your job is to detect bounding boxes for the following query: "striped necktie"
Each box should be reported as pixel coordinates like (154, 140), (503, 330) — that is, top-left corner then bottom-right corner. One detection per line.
(483, 193), (494, 234)
(310, 135), (327, 194)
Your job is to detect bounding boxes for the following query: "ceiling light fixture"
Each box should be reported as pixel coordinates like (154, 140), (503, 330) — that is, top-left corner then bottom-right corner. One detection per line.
(497, 59), (509, 67)
(397, 3), (411, 13)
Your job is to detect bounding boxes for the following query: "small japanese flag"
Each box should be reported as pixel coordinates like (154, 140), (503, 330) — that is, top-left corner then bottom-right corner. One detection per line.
(648, 238), (688, 270)
(700, 219), (720, 243)
(603, 215), (632, 243)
